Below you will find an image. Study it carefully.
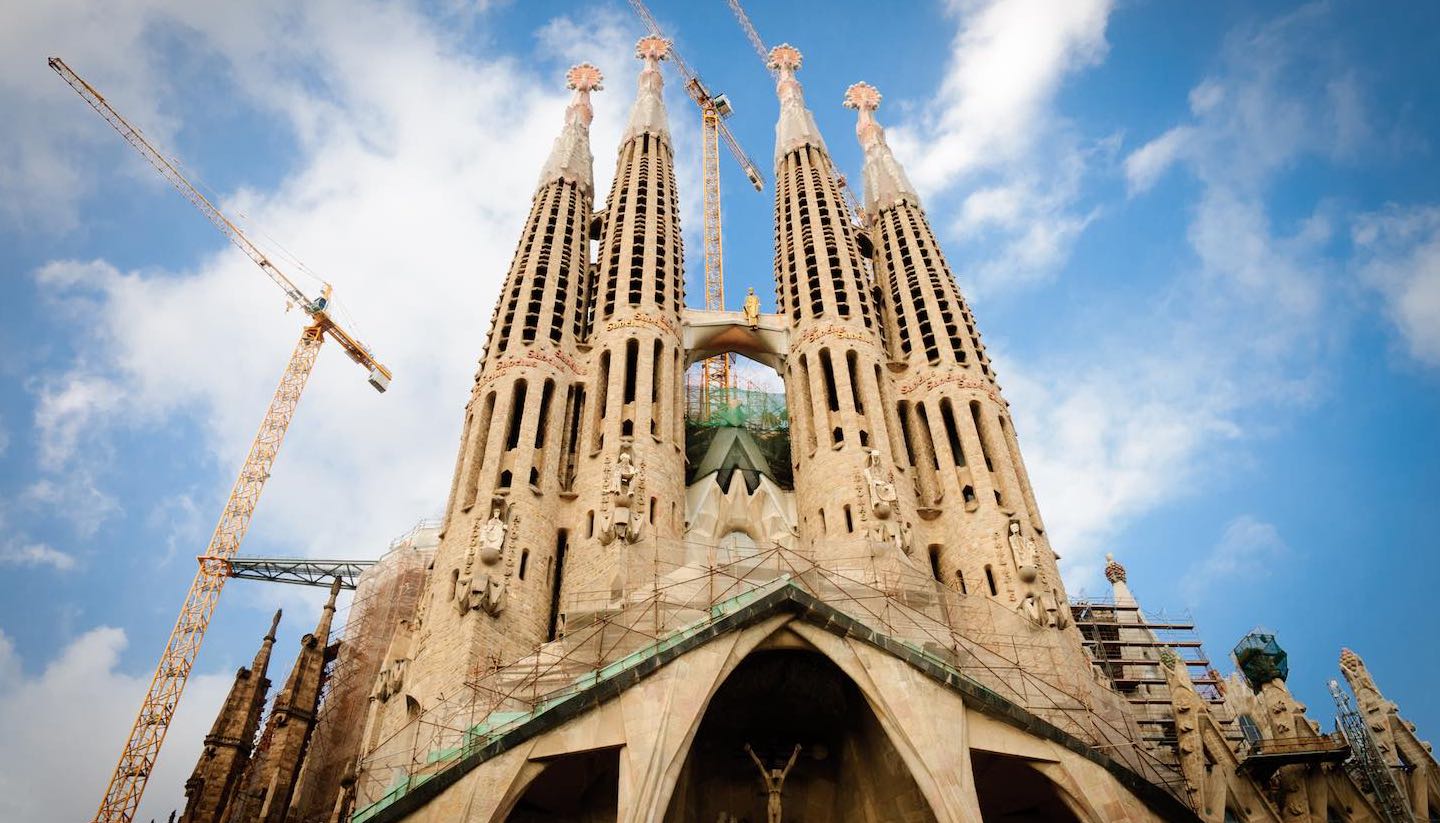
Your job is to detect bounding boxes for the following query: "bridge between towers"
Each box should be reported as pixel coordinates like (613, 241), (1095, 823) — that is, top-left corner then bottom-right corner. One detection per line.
(682, 308), (790, 371)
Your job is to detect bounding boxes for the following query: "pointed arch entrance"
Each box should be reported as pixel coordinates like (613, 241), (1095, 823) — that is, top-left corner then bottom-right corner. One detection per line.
(972, 751), (1085, 822)
(663, 649), (938, 822)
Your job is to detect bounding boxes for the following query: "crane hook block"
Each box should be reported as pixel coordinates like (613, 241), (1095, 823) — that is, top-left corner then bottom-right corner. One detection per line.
(368, 367), (391, 393)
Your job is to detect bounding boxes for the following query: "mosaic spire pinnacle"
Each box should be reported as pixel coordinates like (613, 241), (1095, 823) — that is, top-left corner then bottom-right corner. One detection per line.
(536, 63), (603, 196)
(769, 43), (827, 166)
(623, 36), (671, 145)
(843, 81), (919, 213)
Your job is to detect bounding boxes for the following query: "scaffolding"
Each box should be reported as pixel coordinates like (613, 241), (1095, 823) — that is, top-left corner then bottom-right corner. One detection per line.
(288, 519), (441, 823)
(685, 375), (788, 431)
(1329, 680), (1413, 823)
(350, 540), (1186, 821)
(1070, 598), (1236, 757)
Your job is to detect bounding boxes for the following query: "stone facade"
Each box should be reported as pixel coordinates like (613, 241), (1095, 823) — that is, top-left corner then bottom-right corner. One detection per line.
(187, 35), (1435, 823)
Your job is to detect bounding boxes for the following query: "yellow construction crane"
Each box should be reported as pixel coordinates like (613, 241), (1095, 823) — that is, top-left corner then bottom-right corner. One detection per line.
(47, 57), (392, 823)
(725, 0), (868, 228)
(628, 0), (765, 418)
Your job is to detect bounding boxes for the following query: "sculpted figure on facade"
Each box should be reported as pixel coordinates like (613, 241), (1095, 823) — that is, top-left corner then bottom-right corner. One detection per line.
(601, 449), (644, 544)
(743, 287), (761, 328)
(456, 504), (509, 617)
(862, 448), (898, 519)
(1009, 521), (1038, 583)
(478, 507), (506, 566)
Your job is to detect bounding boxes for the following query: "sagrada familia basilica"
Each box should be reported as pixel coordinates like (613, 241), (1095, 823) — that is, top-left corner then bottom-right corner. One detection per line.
(174, 36), (1437, 823)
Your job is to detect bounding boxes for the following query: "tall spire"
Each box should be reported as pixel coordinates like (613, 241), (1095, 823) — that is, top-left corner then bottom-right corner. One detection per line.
(1104, 552), (1137, 607)
(232, 580), (342, 823)
(843, 82), (919, 213)
(536, 63), (603, 196)
(179, 611), (281, 823)
(623, 36), (671, 144)
(768, 44), (827, 165)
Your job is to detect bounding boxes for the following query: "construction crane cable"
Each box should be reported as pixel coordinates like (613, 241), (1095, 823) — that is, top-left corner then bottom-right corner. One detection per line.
(49, 56), (394, 823)
(726, 0), (776, 77)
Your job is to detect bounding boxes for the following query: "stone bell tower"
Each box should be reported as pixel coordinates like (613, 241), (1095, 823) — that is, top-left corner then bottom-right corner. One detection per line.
(405, 64), (603, 703)
(563, 36), (688, 608)
(769, 45), (913, 568)
(844, 81), (1070, 632)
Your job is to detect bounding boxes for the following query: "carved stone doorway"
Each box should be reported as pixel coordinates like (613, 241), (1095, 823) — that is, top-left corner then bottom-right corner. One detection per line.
(663, 649), (938, 822)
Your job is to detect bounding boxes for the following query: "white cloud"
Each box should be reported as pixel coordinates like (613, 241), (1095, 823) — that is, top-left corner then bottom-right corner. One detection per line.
(890, 0), (1113, 189)
(31, 368), (124, 471)
(5, 3), (644, 818)
(0, 627), (233, 822)
(1352, 205), (1440, 367)
(21, 1), (640, 564)
(0, 541), (77, 571)
(882, 0), (1116, 293)
(1003, 7), (1382, 580)
(1181, 515), (1288, 601)
(1123, 125), (1191, 195)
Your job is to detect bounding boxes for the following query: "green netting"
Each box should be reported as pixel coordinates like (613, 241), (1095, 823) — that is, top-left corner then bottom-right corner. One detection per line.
(1233, 630), (1288, 690)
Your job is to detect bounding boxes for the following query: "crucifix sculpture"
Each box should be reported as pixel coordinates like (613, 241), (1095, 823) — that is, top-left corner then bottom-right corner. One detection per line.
(744, 743), (803, 823)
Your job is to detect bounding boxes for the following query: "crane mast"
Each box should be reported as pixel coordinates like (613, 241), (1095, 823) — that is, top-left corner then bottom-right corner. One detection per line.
(48, 57), (391, 823)
(628, 0), (766, 418)
(699, 104), (731, 413)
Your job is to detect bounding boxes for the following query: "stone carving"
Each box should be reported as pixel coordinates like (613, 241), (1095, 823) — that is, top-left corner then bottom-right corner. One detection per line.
(743, 287), (761, 328)
(478, 507), (506, 566)
(1008, 521), (1038, 583)
(871, 519), (912, 557)
(457, 503), (510, 617)
(863, 449), (898, 519)
(601, 448), (645, 544)
(745, 743), (802, 823)
(1041, 589), (1070, 629)
(1340, 648), (1398, 761)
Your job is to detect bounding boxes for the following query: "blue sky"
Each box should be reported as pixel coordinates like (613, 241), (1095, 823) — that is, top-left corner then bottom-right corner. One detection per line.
(1, 1), (1438, 820)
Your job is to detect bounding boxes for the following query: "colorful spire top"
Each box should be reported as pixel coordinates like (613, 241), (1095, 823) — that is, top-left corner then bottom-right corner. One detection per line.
(768, 43), (803, 73)
(768, 43), (827, 166)
(1103, 552), (1127, 583)
(566, 62), (604, 94)
(537, 64), (603, 196)
(624, 37), (672, 144)
(843, 81), (919, 213)
(636, 35), (669, 64)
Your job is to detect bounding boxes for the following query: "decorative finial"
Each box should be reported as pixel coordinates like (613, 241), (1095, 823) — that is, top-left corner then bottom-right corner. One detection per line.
(843, 81), (881, 112)
(1104, 553), (1127, 584)
(767, 43), (803, 73)
(566, 63), (604, 94)
(267, 609), (282, 640)
(635, 35), (669, 63)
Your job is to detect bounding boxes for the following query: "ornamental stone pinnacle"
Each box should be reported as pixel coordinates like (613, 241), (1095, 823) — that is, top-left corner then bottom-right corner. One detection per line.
(624, 37), (672, 144)
(768, 43), (826, 164)
(843, 80), (919, 213)
(1104, 552), (1127, 583)
(635, 34), (669, 63)
(537, 63), (603, 195)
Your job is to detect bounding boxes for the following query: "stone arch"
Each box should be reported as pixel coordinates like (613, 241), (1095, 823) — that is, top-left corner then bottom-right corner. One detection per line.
(972, 751), (1087, 822)
(661, 646), (939, 822)
(498, 747), (621, 823)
